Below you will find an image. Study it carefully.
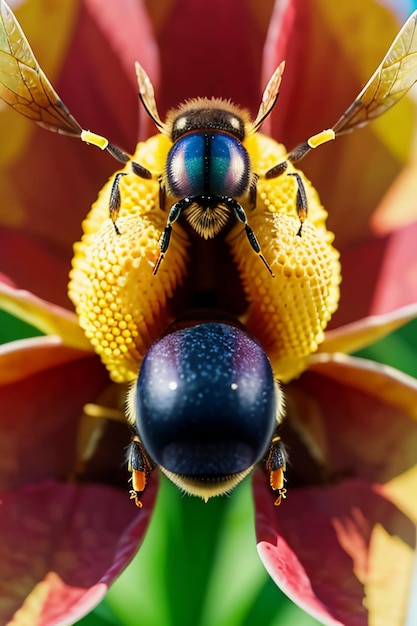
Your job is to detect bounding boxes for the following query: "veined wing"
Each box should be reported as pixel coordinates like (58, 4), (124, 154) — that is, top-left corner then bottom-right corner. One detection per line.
(333, 11), (417, 135)
(0, 0), (82, 135)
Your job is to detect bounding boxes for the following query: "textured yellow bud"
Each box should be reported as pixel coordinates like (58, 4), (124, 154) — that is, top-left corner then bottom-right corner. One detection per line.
(69, 131), (340, 385)
(229, 134), (341, 381)
(69, 135), (189, 382)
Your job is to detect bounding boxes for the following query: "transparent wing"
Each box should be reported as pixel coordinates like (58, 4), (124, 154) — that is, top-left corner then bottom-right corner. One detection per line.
(135, 61), (168, 133)
(251, 61), (285, 132)
(0, 0), (83, 136)
(333, 10), (417, 135)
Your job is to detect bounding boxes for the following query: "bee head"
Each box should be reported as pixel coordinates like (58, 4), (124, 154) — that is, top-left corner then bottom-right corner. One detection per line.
(166, 98), (251, 142)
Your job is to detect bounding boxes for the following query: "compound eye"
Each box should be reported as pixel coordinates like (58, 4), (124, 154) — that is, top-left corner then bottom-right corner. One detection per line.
(133, 323), (278, 478)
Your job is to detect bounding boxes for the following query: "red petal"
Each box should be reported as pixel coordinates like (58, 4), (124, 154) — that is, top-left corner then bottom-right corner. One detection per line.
(372, 158), (417, 234)
(332, 221), (417, 326)
(0, 0), (157, 307)
(1, 479), (157, 626)
(0, 337), (109, 490)
(150, 0), (271, 116)
(264, 0), (415, 248)
(289, 355), (417, 484)
(255, 474), (414, 626)
(254, 355), (417, 623)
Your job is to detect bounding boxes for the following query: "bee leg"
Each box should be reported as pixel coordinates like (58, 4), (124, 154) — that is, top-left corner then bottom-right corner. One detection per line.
(264, 160), (288, 179)
(128, 433), (154, 507)
(109, 173), (128, 234)
(264, 129), (334, 229)
(153, 197), (193, 274)
(159, 177), (167, 211)
(288, 172), (308, 236)
(249, 173), (259, 210)
(265, 435), (287, 506)
(108, 159), (153, 235)
(287, 129), (335, 163)
(106, 142), (153, 182)
(81, 134), (153, 179)
(225, 197), (274, 277)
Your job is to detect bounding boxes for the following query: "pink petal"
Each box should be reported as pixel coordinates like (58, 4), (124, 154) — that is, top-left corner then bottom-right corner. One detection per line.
(1, 478), (157, 626)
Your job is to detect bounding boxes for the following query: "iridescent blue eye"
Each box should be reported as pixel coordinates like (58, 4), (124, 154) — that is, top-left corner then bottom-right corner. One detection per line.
(167, 132), (250, 199)
(133, 323), (277, 482)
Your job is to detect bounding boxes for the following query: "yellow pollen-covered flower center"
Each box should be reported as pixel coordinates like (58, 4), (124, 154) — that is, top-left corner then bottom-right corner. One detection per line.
(229, 133), (341, 381)
(69, 131), (340, 384)
(69, 135), (189, 383)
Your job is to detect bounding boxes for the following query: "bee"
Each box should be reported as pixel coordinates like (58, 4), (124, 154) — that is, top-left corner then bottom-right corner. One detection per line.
(1, 1), (417, 506)
(1, 0), (417, 275)
(125, 314), (287, 507)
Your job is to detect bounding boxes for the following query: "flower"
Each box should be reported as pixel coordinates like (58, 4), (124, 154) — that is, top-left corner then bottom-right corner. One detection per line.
(1, 1), (417, 625)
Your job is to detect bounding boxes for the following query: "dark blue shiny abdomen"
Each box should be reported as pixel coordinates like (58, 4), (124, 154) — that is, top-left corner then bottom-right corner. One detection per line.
(166, 132), (250, 199)
(134, 323), (277, 476)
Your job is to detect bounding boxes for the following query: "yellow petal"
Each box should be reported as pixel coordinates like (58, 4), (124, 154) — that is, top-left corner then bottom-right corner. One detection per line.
(318, 303), (417, 356)
(0, 283), (90, 350)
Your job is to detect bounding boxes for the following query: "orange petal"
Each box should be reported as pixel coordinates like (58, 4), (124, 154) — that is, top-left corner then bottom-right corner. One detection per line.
(0, 336), (92, 386)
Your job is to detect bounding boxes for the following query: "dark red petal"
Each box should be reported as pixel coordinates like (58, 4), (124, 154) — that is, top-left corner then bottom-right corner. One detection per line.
(1, 479), (157, 626)
(288, 355), (417, 484)
(151, 0), (272, 116)
(0, 338), (109, 490)
(254, 355), (417, 623)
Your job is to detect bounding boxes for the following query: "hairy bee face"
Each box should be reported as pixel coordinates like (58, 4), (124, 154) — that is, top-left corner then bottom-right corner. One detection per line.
(165, 103), (252, 210)
(153, 97), (268, 272)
